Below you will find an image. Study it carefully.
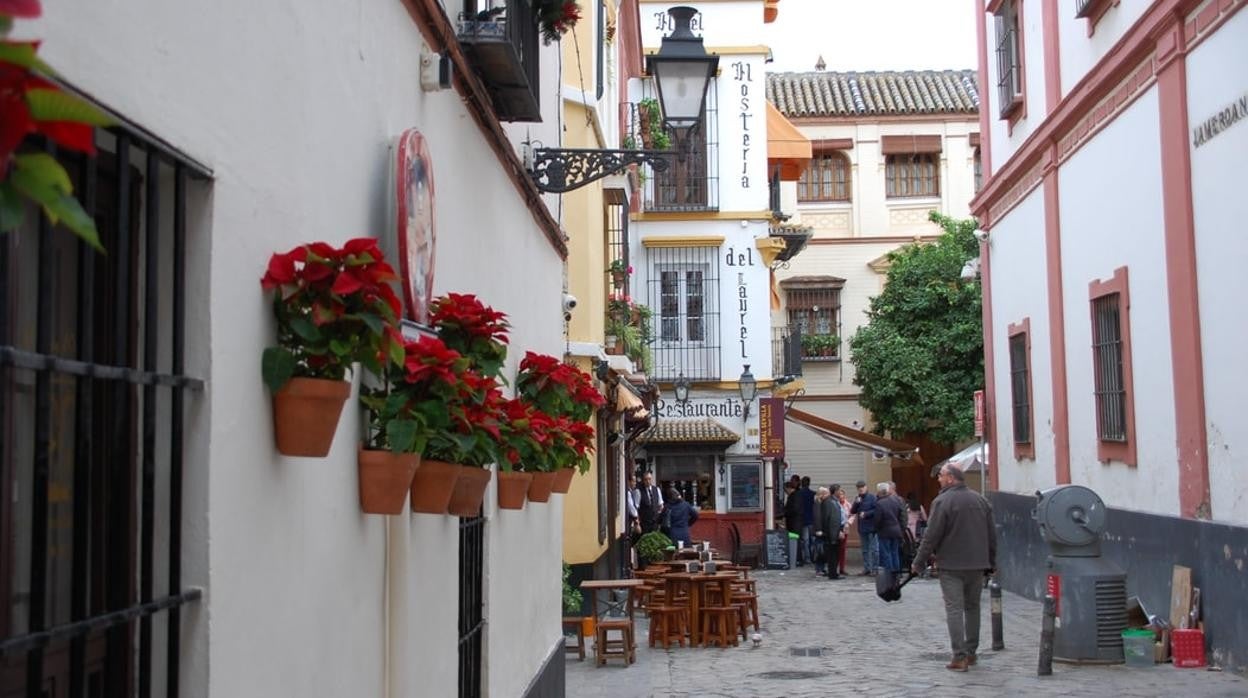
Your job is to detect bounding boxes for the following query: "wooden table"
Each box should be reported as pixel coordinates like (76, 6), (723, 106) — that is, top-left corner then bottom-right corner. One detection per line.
(579, 579), (645, 621)
(660, 571), (740, 646)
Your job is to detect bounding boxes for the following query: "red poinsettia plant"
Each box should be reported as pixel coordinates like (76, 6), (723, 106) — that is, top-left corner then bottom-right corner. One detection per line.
(515, 351), (605, 473)
(361, 334), (505, 465)
(260, 238), (405, 392)
(0, 0), (112, 250)
(534, 0), (580, 45)
(430, 292), (510, 381)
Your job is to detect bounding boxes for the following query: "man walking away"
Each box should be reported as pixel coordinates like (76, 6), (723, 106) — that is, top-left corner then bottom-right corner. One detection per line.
(798, 477), (816, 566)
(814, 487), (843, 579)
(873, 482), (904, 573)
(911, 465), (997, 672)
(636, 471), (665, 534)
(850, 481), (878, 575)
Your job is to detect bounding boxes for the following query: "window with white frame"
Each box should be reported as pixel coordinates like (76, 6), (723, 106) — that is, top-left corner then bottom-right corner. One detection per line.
(646, 245), (720, 381)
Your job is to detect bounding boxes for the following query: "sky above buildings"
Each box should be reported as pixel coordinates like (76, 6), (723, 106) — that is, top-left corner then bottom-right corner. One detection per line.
(761, 0), (978, 73)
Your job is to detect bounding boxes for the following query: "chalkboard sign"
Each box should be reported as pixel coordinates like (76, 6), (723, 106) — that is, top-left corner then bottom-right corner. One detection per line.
(763, 529), (791, 570)
(728, 462), (761, 511)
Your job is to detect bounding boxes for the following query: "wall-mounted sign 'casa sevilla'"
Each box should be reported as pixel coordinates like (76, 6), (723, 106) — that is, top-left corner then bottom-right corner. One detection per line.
(395, 129), (436, 325)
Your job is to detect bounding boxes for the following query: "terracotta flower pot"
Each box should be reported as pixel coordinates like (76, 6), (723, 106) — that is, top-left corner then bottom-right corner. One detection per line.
(447, 466), (493, 517)
(527, 471), (557, 503)
(610, 270), (627, 289)
(497, 471), (533, 511)
(272, 377), (351, 457)
(358, 447), (421, 515)
(410, 459), (461, 515)
(551, 467), (576, 494)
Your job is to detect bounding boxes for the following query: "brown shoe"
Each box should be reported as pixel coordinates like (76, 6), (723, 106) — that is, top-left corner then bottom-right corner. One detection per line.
(946, 658), (969, 672)
(966, 654), (978, 666)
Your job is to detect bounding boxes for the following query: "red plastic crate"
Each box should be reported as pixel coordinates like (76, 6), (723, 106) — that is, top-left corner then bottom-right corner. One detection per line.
(1171, 628), (1206, 668)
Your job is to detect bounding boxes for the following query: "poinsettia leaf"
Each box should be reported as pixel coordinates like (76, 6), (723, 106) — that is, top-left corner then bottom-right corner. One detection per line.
(288, 316), (321, 343)
(328, 338), (351, 357)
(386, 419), (419, 453)
(0, 182), (27, 232)
(41, 191), (102, 251)
(388, 337), (405, 367)
(25, 88), (112, 126)
(357, 312), (383, 336)
(261, 346), (296, 392)
(13, 152), (72, 194)
(0, 16), (12, 35)
(0, 40), (55, 75)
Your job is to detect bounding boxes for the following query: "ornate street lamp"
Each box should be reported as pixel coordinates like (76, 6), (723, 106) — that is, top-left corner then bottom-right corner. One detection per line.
(527, 6), (718, 193)
(738, 364), (757, 420)
(673, 373), (691, 404)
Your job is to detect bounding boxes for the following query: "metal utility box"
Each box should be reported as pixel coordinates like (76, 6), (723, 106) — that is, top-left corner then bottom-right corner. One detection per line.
(1033, 485), (1127, 663)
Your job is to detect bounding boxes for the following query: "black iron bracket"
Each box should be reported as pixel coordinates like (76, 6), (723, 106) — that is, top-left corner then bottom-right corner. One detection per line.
(529, 147), (673, 193)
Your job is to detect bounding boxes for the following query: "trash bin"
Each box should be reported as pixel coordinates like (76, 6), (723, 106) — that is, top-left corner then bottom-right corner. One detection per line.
(1122, 629), (1154, 667)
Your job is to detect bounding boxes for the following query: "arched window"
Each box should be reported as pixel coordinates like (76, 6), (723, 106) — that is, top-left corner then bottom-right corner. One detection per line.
(797, 151), (850, 202)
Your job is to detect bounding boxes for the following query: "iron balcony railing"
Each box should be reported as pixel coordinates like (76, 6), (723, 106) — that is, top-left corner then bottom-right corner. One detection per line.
(625, 83), (719, 213)
(772, 326), (803, 378)
(457, 0), (542, 122)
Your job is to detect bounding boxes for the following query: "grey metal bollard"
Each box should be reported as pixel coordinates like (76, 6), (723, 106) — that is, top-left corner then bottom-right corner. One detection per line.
(1038, 594), (1056, 676)
(990, 576), (1004, 651)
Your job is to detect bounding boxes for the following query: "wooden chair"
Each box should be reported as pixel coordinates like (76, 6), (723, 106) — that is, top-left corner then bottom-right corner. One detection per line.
(562, 617), (586, 660)
(729, 523), (761, 569)
(646, 602), (688, 649)
(700, 605), (740, 648)
(595, 619), (635, 665)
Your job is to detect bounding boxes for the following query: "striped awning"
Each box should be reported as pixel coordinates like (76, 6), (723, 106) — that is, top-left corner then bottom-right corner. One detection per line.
(785, 408), (923, 465)
(641, 418), (740, 445)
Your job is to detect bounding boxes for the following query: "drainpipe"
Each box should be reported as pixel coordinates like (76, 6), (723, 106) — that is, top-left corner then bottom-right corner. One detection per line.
(385, 516), (410, 697)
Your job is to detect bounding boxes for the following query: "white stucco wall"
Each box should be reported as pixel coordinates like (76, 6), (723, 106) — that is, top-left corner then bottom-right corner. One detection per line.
(1058, 87), (1179, 516)
(985, 188), (1057, 496)
(32, 0), (565, 696)
(1057, 0), (1151, 103)
(1186, 8), (1248, 525)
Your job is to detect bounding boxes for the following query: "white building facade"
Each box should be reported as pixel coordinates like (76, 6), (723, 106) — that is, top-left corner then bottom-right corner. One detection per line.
(2, 0), (580, 696)
(767, 69), (982, 503)
(973, 0), (1248, 673)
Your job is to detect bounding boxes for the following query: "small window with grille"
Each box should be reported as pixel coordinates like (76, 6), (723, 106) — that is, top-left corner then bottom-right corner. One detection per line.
(994, 0), (1024, 119)
(885, 153), (940, 198)
(781, 280), (842, 360)
(1007, 319), (1034, 460)
(1088, 267), (1136, 465)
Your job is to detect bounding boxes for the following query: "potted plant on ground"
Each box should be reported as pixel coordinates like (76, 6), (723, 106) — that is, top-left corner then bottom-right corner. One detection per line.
(636, 531), (673, 568)
(260, 238), (404, 457)
(515, 352), (605, 494)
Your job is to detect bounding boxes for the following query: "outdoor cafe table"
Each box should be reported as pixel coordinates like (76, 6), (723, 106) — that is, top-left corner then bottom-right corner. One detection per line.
(660, 571), (740, 646)
(579, 579), (645, 622)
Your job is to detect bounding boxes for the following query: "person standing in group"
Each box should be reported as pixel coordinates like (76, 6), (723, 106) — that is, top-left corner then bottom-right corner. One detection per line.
(636, 471), (665, 534)
(664, 488), (698, 547)
(625, 473), (641, 540)
(906, 492), (927, 539)
(911, 465), (997, 672)
(834, 485), (851, 577)
(798, 477), (816, 566)
(783, 481), (802, 543)
(874, 482), (905, 573)
(815, 487), (843, 579)
(850, 481), (878, 575)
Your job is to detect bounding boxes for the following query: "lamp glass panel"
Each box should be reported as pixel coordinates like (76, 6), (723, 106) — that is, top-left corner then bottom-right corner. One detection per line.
(654, 59), (712, 126)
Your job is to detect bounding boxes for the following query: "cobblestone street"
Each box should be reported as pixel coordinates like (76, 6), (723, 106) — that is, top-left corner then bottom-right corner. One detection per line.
(566, 562), (1247, 698)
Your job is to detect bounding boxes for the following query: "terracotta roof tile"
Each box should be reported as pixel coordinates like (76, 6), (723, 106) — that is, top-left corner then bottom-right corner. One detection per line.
(767, 70), (980, 118)
(641, 418), (740, 445)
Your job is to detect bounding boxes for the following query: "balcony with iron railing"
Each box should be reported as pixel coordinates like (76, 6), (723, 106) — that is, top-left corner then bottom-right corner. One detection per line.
(624, 84), (719, 213)
(772, 325), (804, 379)
(457, 0), (542, 122)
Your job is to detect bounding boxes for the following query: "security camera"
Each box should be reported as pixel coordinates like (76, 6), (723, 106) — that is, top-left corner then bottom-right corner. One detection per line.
(562, 293), (578, 312)
(973, 229), (989, 242)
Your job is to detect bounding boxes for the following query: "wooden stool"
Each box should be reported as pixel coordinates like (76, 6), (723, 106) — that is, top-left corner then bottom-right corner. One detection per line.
(731, 591), (760, 632)
(700, 606), (739, 648)
(646, 604), (688, 649)
(562, 616), (586, 660)
(595, 619), (635, 665)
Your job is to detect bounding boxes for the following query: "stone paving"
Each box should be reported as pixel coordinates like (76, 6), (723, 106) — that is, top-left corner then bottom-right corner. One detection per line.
(566, 559), (1247, 698)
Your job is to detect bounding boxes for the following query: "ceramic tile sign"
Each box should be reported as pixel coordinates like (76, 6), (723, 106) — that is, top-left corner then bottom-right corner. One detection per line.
(395, 129), (436, 325)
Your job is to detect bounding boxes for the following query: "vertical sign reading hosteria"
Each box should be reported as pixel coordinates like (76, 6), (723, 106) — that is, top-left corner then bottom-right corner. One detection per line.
(758, 397), (785, 458)
(731, 60), (754, 189)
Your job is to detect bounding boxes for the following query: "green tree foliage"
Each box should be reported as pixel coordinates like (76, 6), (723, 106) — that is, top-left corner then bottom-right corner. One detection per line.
(849, 212), (983, 445)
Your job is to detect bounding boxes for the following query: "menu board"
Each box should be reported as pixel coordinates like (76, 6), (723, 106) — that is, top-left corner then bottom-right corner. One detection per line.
(728, 462), (761, 511)
(764, 529), (791, 570)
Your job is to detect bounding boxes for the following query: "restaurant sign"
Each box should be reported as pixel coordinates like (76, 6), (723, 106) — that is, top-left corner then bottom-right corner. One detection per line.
(758, 397), (785, 458)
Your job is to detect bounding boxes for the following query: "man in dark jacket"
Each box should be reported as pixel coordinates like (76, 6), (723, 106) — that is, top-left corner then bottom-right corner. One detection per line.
(911, 465), (998, 672)
(782, 482), (801, 538)
(850, 481), (878, 575)
(873, 482), (905, 573)
(814, 487), (843, 579)
(636, 471), (664, 534)
(798, 477), (815, 566)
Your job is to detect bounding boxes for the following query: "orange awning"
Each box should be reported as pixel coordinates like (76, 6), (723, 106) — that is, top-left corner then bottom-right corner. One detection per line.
(767, 101), (811, 181)
(785, 408), (924, 466)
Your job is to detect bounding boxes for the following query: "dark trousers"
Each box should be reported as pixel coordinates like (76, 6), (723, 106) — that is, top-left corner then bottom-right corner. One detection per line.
(939, 569), (986, 660)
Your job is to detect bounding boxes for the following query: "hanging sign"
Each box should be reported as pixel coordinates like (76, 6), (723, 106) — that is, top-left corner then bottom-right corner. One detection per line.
(974, 390), (985, 438)
(758, 397), (785, 458)
(394, 129), (436, 326)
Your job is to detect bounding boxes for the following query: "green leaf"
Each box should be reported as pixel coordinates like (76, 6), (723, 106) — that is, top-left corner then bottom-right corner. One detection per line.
(25, 88), (113, 126)
(288, 316), (321, 343)
(261, 347), (296, 392)
(0, 41), (56, 75)
(0, 182), (27, 232)
(358, 312), (384, 337)
(387, 419), (419, 453)
(12, 153), (73, 194)
(329, 338), (351, 357)
(41, 192), (103, 251)
(8, 155), (104, 251)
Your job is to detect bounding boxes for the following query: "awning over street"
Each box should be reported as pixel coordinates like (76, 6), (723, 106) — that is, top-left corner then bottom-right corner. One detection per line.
(785, 408), (923, 465)
(640, 417), (740, 445)
(767, 101), (811, 181)
(614, 380), (649, 418)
